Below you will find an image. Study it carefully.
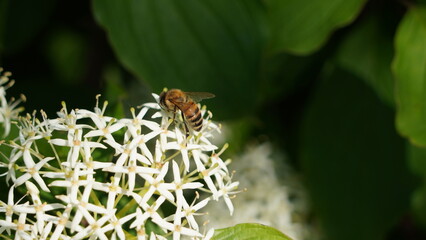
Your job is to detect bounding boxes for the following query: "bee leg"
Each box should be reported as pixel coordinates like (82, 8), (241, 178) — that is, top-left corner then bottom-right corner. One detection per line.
(173, 106), (176, 122)
(184, 123), (189, 139)
(172, 106), (177, 122)
(181, 111), (190, 138)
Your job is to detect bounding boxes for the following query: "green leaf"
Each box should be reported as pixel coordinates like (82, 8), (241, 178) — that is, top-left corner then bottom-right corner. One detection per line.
(393, 7), (426, 146)
(407, 143), (426, 226)
(92, 0), (264, 120)
(412, 184), (426, 227)
(300, 67), (415, 240)
(259, 53), (319, 103)
(336, 14), (394, 107)
(213, 223), (292, 240)
(408, 143), (426, 177)
(266, 0), (366, 55)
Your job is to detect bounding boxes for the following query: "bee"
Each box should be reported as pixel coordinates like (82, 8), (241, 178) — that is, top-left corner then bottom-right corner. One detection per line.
(159, 89), (215, 136)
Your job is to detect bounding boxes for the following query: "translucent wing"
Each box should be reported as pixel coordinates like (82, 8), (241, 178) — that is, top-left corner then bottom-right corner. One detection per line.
(184, 92), (215, 102)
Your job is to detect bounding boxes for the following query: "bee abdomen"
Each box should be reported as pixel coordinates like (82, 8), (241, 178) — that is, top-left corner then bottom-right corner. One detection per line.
(186, 106), (203, 131)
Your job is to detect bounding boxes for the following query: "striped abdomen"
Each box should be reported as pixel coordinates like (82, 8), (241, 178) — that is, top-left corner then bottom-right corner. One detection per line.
(180, 101), (203, 131)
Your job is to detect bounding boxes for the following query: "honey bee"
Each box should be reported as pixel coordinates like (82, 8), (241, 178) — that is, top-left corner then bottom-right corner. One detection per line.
(159, 89), (215, 136)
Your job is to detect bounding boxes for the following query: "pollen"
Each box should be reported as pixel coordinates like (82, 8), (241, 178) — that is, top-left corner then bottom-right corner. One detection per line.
(73, 140), (81, 146)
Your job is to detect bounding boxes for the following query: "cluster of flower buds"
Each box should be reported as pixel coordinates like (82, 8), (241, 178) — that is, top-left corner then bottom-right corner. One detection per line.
(0, 69), (25, 138)
(0, 70), (239, 240)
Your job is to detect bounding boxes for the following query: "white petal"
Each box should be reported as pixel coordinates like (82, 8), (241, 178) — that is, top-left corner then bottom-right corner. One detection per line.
(172, 161), (181, 183)
(83, 129), (104, 138)
(179, 226), (203, 237)
(157, 187), (175, 202)
(158, 162), (169, 180)
(192, 198), (210, 211)
(14, 174), (31, 187)
(224, 195), (234, 216)
(133, 153), (151, 165)
(7, 187), (14, 205)
(44, 203), (65, 211)
(33, 174), (50, 192)
(41, 221), (53, 240)
(25, 181), (40, 196)
(182, 182), (203, 189)
(49, 139), (68, 146)
(204, 228), (215, 240)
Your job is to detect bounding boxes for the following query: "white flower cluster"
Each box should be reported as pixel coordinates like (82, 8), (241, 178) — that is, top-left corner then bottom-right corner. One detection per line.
(0, 78), (238, 239)
(203, 142), (317, 240)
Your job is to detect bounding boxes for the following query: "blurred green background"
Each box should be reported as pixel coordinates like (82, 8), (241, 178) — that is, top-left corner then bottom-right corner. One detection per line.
(1, 0), (426, 239)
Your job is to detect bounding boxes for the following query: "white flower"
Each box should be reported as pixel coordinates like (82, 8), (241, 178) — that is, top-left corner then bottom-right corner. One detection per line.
(170, 195), (210, 231)
(2, 208), (32, 240)
(0, 187), (18, 235)
(157, 205), (203, 240)
(24, 181), (65, 234)
(203, 142), (318, 240)
(14, 157), (54, 192)
(132, 162), (175, 206)
(50, 207), (73, 240)
(0, 78), (239, 239)
(50, 129), (107, 167)
(103, 134), (152, 167)
(130, 196), (166, 229)
(0, 69), (25, 137)
(168, 160), (204, 208)
(103, 160), (159, 192)
(98, 214), (134, 240)
(216, 178), (239, 216)
(72, 209), (116, 240)
(77, 96), (124, 142)
(48, 162), (93, 203)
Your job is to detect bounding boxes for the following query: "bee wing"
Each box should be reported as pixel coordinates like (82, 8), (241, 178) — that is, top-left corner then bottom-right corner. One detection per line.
(184, 92), (215, 102)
